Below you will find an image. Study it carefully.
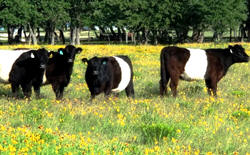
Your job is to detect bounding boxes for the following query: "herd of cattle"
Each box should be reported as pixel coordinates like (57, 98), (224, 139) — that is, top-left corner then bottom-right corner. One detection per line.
(0, 44), (249, 100)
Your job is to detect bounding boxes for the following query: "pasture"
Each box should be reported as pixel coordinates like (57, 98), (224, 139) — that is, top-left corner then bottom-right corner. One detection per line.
(0, 43), (249, 154)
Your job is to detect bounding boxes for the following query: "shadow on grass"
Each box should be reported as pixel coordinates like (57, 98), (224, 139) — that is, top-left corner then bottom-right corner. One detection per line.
(0, 85), (25, 99)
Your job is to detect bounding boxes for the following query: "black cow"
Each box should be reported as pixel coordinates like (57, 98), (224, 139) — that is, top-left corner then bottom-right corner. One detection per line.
(82, 55), (134, 99)
(43, 45), (82, 100)
(8, 48), (49, 98)
(160, 44), (249, 97)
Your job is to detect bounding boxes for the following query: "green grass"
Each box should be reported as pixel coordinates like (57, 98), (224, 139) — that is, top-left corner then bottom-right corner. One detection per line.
(0, 44), (249, 154)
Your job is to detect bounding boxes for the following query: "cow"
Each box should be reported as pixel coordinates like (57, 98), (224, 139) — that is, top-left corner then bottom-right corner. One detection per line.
(82, 55), (135, 99)
(0, 48), (49, 98)
(43, 45), (82, 100)
(159, 44), (249, 97)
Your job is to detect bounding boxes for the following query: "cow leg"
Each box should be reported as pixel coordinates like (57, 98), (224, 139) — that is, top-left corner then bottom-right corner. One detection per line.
(104, 82), (112, 97)
(205, 78), (218, 97)
(205, 79), (212, 96)
(33, 84), (41, 99)
(52, 82), (61, 100)
(21, 83), (32, 98)
(11, 83), (19, 97)
(91, 94), (95, 100)
(90, 93), (96, 100)
(169, 74), (179, 97)
(125, 80), (135, 98)
(160, 72), (170, 96)
(57, 85), (65, 100)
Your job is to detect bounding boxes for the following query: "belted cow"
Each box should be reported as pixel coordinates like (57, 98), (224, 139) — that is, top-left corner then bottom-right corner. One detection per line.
(0, 48), (49, 98)
(82, 55), (134, 99)
(160, 44), (249, 97)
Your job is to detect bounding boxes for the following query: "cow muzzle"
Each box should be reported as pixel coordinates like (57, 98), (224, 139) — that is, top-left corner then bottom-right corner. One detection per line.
(93, 71), (99, 75)
(40, 64), (46, 69)
(68, 59), (73, 63)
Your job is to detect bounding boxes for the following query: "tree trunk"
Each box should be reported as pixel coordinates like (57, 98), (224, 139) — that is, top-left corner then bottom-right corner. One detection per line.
(110, 26), (116, 41)
(248, 29), (250, 42)
(54, 31), (59, 42)
(88, 30), (91, 42)
(144, 29), (149, 44)
(7, 25), (15, 44)
(37, 28), (40, 42)
(93, 30), (99, 39)
(192, 28), (204, 43)
(23, 27), (28, 42)
(229, 28), (232, 42)
(28, 24), (37, 45)
(59, 29), (65, 44)
(70, 26), (76, 45)
(32, 27), (37, 45)
(50, 28), (55, 45)
(176, 29), (188, 43)
(99, 27), (106, 41)
(75, 27), (80, 45)
(15, 26), (23, 43)
(118, 27), (123, 42)
(125, 31), (128, 44)
(44, 28), (49, 43)
(133, 32), (137, 44)
(152, 30), (158, 45)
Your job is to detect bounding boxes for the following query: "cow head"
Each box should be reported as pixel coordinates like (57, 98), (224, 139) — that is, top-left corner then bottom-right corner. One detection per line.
(82, 57), (108, 76)
(58, 45), (82, 63)
(32, 48), (49, 69)
(229, 45), (249, 63)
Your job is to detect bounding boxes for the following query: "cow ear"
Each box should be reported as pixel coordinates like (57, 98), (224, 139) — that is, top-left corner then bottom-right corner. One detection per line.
(48, 51), (54, 58)
(58, 48), (64, 55)
(82, 58), (88, 64)
(228, 45), (233, 53)
(76, 48), (82, 54)
(30, 52), (35, 58)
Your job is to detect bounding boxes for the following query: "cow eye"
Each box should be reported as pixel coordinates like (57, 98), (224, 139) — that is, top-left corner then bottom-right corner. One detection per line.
(102, 61), (107, 65)
(59, 50), (64, 55)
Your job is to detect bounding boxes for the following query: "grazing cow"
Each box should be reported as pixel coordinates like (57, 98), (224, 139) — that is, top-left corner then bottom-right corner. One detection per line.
(0, 48), (49, 98)
(82, 55), (134, 99)
(160, 44), (249, 97)
(43, 45), (82, 100)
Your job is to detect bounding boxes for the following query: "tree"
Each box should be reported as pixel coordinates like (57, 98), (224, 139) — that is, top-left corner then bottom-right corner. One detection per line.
(39, 0), (70, 45)
(0, 0), (30, 44)
(243, 0), (250, 41)
(67, 0), (93, 45)
(189, 0), (247, 42)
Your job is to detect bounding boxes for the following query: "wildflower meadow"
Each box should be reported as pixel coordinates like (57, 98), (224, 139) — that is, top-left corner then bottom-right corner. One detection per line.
(0, 43), (249, 154)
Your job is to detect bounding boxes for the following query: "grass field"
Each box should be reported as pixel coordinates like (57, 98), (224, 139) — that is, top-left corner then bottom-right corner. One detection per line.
(0, 43), (249, 154)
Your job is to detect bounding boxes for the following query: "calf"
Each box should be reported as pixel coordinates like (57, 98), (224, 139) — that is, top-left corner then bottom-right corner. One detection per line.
(0, 48), (48, 98)
(82, 55), (134, 99)
(160, 44), (249, 97)
(43, 45), (82, 100)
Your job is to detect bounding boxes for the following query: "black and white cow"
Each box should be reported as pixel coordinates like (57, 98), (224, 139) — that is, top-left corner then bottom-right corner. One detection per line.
(160, 44), (249, 97)
(0, 48), (49, 98)
(82, 55), (134, 99)
(43, 45), (82, 100)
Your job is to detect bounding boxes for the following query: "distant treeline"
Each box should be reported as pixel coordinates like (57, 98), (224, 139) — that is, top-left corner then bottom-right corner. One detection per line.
(0, 0), (250, 45)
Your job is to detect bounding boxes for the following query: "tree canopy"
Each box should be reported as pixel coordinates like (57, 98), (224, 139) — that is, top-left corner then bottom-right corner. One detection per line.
(0, 0), (248, 44)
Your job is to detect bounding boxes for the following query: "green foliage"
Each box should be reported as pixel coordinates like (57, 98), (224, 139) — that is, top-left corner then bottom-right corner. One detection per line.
(0, 0), (31, 26)
(231, 90), (246, 97)
(140, 123), (177, 144)
(231, 111), (249, 120)
(0, 0), (249, 44)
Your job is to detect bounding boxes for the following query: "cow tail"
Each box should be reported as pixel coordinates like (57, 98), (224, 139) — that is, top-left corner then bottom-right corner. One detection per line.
(160, 48), (167, 84)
